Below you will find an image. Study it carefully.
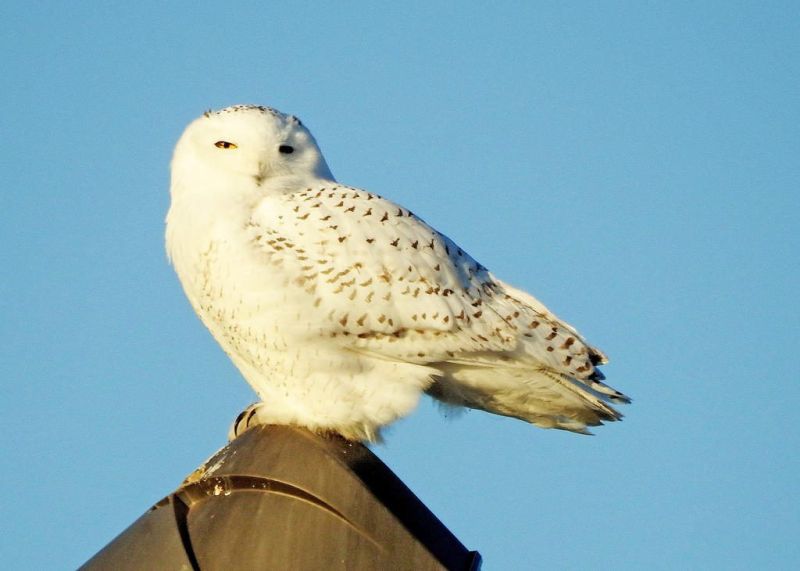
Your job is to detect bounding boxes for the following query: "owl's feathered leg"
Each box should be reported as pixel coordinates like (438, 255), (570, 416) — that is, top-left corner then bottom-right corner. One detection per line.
(227, 401), (384, 442)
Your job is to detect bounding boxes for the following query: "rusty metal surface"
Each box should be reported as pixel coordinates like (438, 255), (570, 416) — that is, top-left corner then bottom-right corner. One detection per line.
(81, 425), (481, 570)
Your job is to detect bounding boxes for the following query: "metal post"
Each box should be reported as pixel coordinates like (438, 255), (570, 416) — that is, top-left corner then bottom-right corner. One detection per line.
(81, 425), (481, 570)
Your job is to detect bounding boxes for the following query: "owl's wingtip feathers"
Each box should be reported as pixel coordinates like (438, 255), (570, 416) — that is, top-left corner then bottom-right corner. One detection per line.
(588, 375), (632, 405)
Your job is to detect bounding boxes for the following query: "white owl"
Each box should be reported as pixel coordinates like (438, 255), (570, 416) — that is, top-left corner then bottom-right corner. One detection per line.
(166, 105), (629, 441)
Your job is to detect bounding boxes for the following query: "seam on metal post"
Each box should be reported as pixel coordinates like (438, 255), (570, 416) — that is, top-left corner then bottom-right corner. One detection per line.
(172, 495), (201, 571)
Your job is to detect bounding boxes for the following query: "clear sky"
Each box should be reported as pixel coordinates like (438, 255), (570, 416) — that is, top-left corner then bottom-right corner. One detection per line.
(2, 2), (798, 569)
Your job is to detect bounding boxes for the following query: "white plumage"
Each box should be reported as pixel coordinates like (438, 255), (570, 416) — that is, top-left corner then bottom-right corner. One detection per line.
(166, 104), (629, 441)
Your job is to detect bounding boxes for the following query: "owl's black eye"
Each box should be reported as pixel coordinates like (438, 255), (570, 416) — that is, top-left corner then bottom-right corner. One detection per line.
(278, 145), (294, 154)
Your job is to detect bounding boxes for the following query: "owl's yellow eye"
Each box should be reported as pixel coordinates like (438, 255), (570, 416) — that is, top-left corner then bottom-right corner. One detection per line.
(214, 141), (238, 149)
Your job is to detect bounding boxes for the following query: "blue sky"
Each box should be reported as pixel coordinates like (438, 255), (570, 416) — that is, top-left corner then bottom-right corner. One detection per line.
(2, 2), (798, 569)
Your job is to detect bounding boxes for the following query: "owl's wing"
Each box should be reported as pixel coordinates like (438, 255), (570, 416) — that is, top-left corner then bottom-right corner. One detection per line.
(249, 184), (628, 431)
(248, 184), (508, 353)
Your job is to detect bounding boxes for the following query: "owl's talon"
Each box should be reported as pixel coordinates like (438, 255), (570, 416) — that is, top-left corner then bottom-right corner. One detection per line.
(228, 402), (265, 441)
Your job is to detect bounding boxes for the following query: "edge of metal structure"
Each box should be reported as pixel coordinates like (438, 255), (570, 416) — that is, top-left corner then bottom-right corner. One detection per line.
(81, 425), (481, 570)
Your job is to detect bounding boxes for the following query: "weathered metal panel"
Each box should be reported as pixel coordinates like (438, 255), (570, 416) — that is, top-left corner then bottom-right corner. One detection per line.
(81, 425), (481, 570)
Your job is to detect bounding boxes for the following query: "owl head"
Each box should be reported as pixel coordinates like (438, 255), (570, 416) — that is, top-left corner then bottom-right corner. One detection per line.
(171, 105), (334, 198)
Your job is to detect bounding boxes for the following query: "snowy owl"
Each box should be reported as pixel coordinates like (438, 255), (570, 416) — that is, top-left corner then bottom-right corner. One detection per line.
(166, 104), (629, 442)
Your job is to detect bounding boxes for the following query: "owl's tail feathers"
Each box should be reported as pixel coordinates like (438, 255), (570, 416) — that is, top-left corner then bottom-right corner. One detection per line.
(427, 365), (627, 434)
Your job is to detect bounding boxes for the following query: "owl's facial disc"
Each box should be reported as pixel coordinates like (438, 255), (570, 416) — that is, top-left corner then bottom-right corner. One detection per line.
(195, 106), (332, 183)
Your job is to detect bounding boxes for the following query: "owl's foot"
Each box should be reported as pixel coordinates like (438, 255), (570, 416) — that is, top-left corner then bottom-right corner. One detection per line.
(228, 402), (268, 441)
